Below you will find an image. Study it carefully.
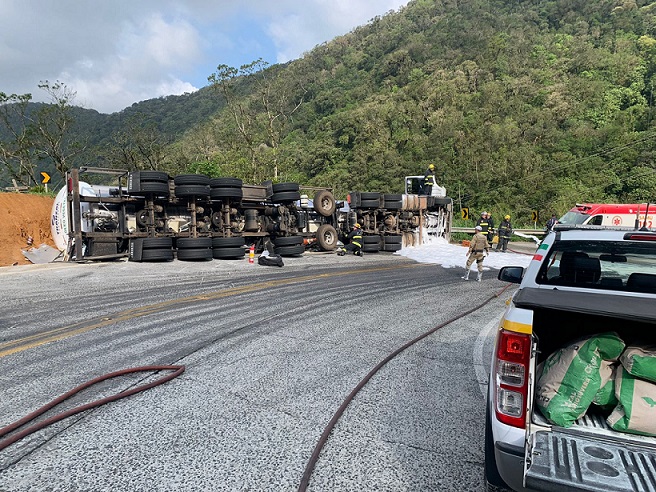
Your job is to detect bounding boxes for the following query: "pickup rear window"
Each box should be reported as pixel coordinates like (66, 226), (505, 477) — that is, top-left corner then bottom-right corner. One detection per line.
(535, 240), (656, 292)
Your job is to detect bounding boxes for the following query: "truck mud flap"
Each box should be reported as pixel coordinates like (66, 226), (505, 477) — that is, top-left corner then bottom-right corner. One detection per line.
(525, 430), (656, 492)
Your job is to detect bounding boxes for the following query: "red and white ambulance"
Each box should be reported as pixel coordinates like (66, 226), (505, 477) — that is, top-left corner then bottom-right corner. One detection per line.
(558, 203), (654, 229)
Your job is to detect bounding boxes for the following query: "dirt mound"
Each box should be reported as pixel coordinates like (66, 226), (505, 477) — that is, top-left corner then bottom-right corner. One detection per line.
(0, 192), (56, 267)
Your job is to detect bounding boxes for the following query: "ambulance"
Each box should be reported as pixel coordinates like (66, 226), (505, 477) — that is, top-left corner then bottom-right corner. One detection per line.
(558, 203), (654, 229)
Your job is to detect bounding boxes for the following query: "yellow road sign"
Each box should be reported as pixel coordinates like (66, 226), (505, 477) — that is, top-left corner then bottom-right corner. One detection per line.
(461, 207), (470, 220)
(40, 172), (50, 184)
(531, 210), (539, 222)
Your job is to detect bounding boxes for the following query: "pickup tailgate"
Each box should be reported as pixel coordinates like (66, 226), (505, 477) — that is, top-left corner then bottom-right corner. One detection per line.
(526, 430), (656, 491)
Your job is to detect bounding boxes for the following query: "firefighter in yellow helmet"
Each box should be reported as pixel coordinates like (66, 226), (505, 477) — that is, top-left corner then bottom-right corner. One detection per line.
(338, 223), (364, 256)
(495, 214), (513, 252)
(421, 163), (436, 196)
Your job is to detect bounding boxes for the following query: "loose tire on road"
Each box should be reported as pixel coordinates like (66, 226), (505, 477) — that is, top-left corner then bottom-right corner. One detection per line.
(315, 224), (338, 250)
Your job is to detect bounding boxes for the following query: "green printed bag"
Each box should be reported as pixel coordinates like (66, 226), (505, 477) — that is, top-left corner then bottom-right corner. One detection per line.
(607, 367), (656, 436)
(592, 362), (618, 409)
(620, 345), (656, 383)
(536, 332), (625, 427)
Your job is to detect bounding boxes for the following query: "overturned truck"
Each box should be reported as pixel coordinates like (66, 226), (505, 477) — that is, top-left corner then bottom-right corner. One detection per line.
(51, 168), (452, 262)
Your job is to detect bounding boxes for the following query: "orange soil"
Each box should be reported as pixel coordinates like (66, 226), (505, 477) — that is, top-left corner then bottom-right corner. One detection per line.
(0, 193), (56, 267)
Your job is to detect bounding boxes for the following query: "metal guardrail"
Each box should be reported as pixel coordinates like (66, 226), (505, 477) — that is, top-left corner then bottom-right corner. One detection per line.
(452, 227), (546, 235)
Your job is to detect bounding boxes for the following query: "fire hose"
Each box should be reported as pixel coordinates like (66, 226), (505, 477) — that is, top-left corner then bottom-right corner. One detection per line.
(0, 365), (185, 452)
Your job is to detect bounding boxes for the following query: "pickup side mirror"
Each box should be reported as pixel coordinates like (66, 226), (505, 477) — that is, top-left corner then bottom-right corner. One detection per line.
(498, 266), (524, 284)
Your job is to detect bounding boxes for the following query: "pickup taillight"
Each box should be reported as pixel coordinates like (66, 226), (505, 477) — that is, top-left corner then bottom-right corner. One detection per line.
(493, 329), (532, 428)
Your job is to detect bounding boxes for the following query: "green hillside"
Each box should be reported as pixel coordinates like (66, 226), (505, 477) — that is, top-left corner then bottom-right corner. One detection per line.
(2, 0), (656, 222)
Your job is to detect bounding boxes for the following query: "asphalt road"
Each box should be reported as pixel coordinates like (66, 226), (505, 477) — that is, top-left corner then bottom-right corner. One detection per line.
(0, 252), (513, 491)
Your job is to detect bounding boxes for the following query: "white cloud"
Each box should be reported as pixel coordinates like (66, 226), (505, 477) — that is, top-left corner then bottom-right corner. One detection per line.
(0, 0), (411, 113)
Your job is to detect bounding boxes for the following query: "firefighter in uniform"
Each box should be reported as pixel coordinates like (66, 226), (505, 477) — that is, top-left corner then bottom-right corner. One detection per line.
(496, 215), (512, 252)
(463, 225), (488, 281)
(475, 211), (492, 246)
(421, 164), (436, 195)
(338, 223), (364, 256)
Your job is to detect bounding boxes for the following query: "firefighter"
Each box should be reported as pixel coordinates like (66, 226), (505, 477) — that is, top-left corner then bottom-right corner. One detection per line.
(463, 225), (489, 281)
(421, 163), (436, 195)
(338, 223), (364, 256)
(496, 215), (512, 252)
(475, 211), (491, 245)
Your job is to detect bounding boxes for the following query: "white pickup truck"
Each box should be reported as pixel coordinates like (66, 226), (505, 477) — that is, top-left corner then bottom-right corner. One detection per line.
(486, 226), (656, 491)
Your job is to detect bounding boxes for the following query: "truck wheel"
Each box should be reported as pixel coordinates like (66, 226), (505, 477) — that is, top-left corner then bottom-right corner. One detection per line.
(174, 174), (210, 186)
(176, 237), (212, 249)
(484, 401), (510, 490)
(360, 199), (380, 208)
(274, 244), (305, 256)
(363, 244), (380, 252)
(313, 190), (336, 216)
(383, 194), (403, 210)
(141, 249), (174, 261)
(177, 248), (213, 261)
(274, 236), (303, 246)
(271, 191), (301, 203)
(174, 184), (210, 198)
(383, 243), (402, 252)
(212, 237), (245, 248)
(142, 237), (173, 249)
(382, 234), (403, 244)
(272, 182), (299, 193)
(362, 235), (382, 244)
(210, 177), (242, 188)
(138, 171), (169, 182)
(210, 187), (243, 200)
(360, 192), (380, 200)
(316, 224), (338, 250)
(212, 247), (246, 259)
(139, 181), (170, 196)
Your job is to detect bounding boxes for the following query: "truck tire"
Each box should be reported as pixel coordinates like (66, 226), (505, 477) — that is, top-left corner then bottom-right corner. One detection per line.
(272, 182), (299, 193)
(210, 187), (243, 200)
(360, 192), (380, 200)
(212, 247), (246, 259)
(274, 244), (305, 256)
(383, 234), (403, 244)
(383, 243), (402, 252)
(141, 249), (174, 261)
(210, 177), (242, 188)
(176, 237), (212, 249)
(212, 237), (245, 248)
(274, 236), (303, 247)
(316, 224), (338, 250)
(359, 199), (380, 208)
(313, 190), (336, 216)
(271, 191), (301, 203)
(142, 237), (173, 249)
(362, 243), (380, 252)
(383, 194), (403, 210)
(138, 181), (170, 195)
(362, 235), (382, 244)
(174, 184), (210, 198)
(139, 171), (169, 182)
(484, 400), (511, 490)
(174, 174), (210, 186)
(176, 248), (213, 261)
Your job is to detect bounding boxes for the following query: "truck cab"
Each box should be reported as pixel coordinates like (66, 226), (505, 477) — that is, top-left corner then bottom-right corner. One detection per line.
(486, 227), (656, 491)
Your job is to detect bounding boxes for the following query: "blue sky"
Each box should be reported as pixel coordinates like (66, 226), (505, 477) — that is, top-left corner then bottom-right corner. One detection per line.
(0, 1), (411, 114)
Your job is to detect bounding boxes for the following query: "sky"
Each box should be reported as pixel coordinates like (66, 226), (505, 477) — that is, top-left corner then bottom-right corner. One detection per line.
(0, 1), (411, 114)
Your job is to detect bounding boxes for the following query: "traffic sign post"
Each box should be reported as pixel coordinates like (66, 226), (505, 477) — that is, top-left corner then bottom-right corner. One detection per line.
(531, 210), (539, 227)
(461, 207), (470, 220)
(41, 172), (51, 192)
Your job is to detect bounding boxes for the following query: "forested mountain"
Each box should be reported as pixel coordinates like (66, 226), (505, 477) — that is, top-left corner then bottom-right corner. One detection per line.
(3, 0), (656, 222)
